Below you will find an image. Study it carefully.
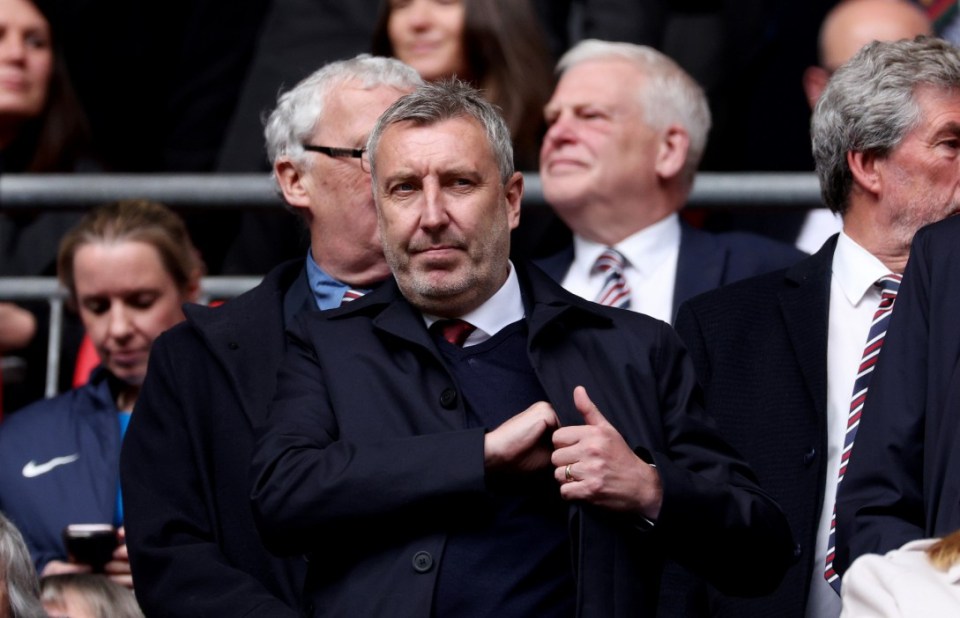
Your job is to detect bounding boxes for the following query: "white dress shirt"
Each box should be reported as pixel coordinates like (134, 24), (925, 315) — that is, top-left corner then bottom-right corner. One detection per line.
(561, 214), (680, 323)
(423, 260), (525, 347)
(806, 231), (893, 618)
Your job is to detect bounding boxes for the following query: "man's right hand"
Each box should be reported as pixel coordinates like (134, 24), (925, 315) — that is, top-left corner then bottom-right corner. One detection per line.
(483, 402), (559, 473)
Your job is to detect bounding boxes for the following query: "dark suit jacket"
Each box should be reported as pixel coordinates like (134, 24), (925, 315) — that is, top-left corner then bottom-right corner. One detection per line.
(668, 236), (838, 617)
(533, 221), (806, 321)
(251, 261), (794, 617)
(835, 215), (960, 575)
(121, 260), (310, 618)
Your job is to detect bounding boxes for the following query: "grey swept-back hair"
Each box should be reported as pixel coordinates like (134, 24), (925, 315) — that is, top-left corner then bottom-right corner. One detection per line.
(263, 54), (423, 169)
(812, 36), (960, 214)
(556, 39), (711, 186)
(367, 79), (515, 185)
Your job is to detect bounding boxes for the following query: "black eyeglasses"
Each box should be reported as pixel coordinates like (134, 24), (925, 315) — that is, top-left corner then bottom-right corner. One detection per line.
(302, 144), (370, 172)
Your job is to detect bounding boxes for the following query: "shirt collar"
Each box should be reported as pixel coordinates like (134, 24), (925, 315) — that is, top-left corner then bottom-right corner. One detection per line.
(423, 260), (524, 342)
(832, 231), (893, 306)
(305, 250), (370, 310)
(571, 213), (680, 277)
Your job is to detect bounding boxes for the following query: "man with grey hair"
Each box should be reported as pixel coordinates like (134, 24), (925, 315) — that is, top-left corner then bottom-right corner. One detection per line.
(120, 55), (421, 617)
(251, 79), (793, 617)
(666, 36), (960, 618)
(534, 39), (803, 324)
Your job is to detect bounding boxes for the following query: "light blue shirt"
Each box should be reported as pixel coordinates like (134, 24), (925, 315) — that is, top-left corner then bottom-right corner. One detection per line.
(305, 250), (370, 310)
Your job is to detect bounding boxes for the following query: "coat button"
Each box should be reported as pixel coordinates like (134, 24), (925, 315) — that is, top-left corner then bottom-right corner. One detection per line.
(802, 448), (816, 466)
(439, 388), (458, 409)
(793, 543), (803, 560)
(412, 550), (434, 573)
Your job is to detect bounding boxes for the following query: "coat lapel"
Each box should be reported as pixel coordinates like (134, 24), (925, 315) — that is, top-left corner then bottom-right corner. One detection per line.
(778, 236), (836, 418)
(674, 223), (725, 316)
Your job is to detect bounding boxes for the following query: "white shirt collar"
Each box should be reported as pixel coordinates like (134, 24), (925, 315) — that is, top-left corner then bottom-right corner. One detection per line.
(832, 230), (893, 306)
(423, 260), (524, 345)
(570, 213), (680, 278)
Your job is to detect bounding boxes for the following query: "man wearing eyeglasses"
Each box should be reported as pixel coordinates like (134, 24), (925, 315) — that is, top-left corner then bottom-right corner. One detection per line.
(118, 55), (422, 617)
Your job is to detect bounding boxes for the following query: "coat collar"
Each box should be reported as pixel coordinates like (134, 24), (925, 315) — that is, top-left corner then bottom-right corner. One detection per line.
(328, 260), (613, 350)
(182, 259), (306, 427)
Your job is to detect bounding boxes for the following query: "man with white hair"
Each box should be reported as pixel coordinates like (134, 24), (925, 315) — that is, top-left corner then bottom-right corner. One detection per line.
(120, 55), (422, 617)
(535, 39), (803, 324)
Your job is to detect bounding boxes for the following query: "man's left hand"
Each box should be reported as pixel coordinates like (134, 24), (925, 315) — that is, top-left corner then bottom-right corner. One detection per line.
(552, 386), (662, 520)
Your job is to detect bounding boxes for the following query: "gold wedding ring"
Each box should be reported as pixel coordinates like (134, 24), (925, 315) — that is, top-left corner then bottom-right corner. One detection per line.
(565, 464), (574, 482)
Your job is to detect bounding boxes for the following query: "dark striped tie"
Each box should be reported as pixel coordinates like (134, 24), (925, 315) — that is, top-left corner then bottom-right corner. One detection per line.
(824, 273), (902, 592)
(593, 248), (632, 309)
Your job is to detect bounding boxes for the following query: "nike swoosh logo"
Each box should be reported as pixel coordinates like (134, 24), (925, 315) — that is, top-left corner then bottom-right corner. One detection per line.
(22, 454), (80, 478)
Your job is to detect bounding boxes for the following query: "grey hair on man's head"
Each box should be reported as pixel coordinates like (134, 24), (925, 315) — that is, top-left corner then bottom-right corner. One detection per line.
(556, 39), (711, 185)
(812, 36), (960, 215)
(0, 512), (46, 618)
(263, 54), (423, 168)
(367, 79), (515, 184)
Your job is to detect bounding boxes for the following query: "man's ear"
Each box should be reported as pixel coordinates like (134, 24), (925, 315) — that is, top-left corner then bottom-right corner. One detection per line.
(803, 66), (830, 110)
(275, 158), (312, 209)
(848, 149), (883, 197)
(654, 126), (690, 181)
(504, 171), (524, 230)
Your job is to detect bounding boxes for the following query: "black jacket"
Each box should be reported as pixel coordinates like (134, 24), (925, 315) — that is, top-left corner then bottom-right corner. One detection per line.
(251, 260), (794, 617)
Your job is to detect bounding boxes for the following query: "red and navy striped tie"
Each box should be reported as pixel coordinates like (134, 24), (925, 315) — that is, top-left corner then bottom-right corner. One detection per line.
(341, 288), (365, 304)
(824, 273), (902, 592)
(593, 248), (632, 309)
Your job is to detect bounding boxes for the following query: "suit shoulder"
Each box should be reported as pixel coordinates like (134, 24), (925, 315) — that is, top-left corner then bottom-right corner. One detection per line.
(715, 230), (807, 264)
(913, 215), (960, 256)
(681, 265), (791, 315)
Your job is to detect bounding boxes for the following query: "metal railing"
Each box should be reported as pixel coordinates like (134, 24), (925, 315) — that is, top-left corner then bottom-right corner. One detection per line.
(0, 277), (261, 398)
(0, 172), (825, 210)
(0, 171), (825, 400)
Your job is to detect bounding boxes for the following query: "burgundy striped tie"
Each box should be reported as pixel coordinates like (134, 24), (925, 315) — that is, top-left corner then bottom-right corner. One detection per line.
(593, 248), (632, 309)
(824, 273), (902, 592)
(341, 288), (365, 305)
(431, 319), (476, 347)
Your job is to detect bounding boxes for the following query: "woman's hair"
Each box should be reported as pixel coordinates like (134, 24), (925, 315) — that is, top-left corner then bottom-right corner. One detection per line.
(56, 200), (204, 299)
(927, 528), (960, 571)
(2, 0), (93, 173)
(40, 574), (143, 618)
(372, 0), (554, 170)
(0, 512), (46, 618)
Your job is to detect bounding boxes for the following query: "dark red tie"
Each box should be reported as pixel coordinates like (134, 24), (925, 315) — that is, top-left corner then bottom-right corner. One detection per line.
(432, 319), (476, 347)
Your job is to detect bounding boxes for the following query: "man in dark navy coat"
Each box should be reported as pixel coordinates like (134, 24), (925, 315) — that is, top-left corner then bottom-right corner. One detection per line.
(119, 56), (422, 617)
(664, 37), (960, 618)
(251, 80), (793, 617)
(835, 214), (960, 576)
(532, 39), (804, 324)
